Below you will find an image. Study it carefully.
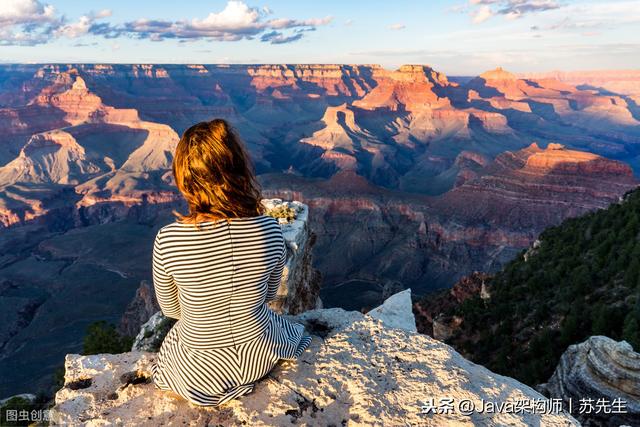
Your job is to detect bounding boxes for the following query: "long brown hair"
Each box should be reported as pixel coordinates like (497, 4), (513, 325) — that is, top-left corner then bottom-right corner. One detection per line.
(171, 119), (263, 224)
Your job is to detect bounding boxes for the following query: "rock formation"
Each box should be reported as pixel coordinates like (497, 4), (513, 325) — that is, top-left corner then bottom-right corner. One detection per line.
(539, 336), (640, 426)
(366, 288), (416, 332)
(434, 142), (637, 233)
(470, 67), (640, 133)
(260, 200), (322, 315)
(0, 73), (179, 228)
(52, 290), (577, 426)
(118, 281), (161, 338)
(520, 69), (640, 104)
(1, 63), (638, 292)
(263, 140), (637, 297)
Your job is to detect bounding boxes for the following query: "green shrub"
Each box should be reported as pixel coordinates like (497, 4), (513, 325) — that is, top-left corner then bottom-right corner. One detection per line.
(83, 321), (133, 355)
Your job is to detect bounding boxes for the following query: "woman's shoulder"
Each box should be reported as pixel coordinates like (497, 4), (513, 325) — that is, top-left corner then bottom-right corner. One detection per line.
(159, 214), (278, 232)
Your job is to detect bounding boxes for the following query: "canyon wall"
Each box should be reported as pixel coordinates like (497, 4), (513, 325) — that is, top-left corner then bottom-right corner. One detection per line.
(540, 336), (640, 426)
(1, 64), (638, 299)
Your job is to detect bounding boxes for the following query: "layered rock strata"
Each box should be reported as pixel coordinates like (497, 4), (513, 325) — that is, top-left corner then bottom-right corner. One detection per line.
(540, 335), (640, 426)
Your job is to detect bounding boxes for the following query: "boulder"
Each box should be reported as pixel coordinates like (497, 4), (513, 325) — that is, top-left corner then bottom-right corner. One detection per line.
(541, 335), (640, 426)
(366, 288), (416, 332)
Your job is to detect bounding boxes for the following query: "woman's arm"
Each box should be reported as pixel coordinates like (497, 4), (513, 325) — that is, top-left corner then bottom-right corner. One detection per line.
(266, 239), (287, 302)
(152, 230), (181, 320)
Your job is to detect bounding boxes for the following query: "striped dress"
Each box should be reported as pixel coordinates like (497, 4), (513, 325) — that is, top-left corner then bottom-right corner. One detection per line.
(149, 215), (312, 406)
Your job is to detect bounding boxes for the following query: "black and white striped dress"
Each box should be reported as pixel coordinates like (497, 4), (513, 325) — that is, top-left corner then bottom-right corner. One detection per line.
(149, 215), (312, 406)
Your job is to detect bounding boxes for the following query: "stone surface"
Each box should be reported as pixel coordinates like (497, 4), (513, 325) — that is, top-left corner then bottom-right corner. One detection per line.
(131, 312), (176, 352)
(366, 288), (417, 332)
(540, 335), (640, 426)
(434, 142), (637, 234)
(261, 199), (323, 315)
(53, 305), (577, 426)
(118, 280), (159, 337)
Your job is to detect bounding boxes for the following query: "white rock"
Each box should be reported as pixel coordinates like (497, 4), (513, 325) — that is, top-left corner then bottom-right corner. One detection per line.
(366, 288), (417, 332)
(53, 309), (578, 426)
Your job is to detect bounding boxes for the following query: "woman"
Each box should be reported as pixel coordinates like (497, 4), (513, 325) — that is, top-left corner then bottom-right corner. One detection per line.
(150, 119), (312, 407)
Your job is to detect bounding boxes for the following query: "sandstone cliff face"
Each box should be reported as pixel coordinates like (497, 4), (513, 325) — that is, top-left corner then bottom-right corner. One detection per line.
(118, 281), (160, 338)
(52, 290), (577, 426)
(520, 69), (640, 102)
(540, 336), (640, 426)
(413, 272), (491, 340)
(261, 200), (323, 316)
(263, 142), (637, 297)
(434, 142), (637, 232)
(0, 73), (179, 228)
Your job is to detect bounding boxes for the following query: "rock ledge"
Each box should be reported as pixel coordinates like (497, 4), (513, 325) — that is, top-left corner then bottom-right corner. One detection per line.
(53, 302), (577, 426)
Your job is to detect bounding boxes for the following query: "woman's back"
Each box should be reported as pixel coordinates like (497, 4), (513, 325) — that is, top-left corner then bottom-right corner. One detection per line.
(152, 215), (286, 349)
(150, 119), (310, 407)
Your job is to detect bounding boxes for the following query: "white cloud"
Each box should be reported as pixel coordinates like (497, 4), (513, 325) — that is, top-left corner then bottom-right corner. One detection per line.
(191, 1), (261, 32)
(0, 0), (56, 25)
(55, 15), (92, 38)
(388, 23), (406, 30)
(0, 0), (331, 46)
(94, 9), (112, 19)
(54, 9), (112, 39)
(472, 5), (494, 23)
(268, 16), (333, 29)
(527, 1), (640, 33)
(98, 1), (332, 44)
(0, 0), (60, 45)
(468, 0), (560, 24)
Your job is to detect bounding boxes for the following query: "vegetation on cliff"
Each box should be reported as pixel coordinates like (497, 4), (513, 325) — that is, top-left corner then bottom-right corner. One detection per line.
(444, 188), (640, 385)
(83, 321), (133, 355)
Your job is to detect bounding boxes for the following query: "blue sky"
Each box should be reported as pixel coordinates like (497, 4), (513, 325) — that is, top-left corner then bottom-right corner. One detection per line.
(0, 0), (639, 74)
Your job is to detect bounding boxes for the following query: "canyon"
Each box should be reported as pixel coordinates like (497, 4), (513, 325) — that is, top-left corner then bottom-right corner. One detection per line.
(0, 63), (639, 397)
(413, 187), (640, 425)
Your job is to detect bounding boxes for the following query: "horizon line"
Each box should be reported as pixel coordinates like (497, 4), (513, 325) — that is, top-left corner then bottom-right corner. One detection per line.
(0, 62), (638, 76)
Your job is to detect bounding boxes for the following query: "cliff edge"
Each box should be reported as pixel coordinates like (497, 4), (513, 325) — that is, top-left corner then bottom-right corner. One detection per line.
(52, 290), (577, 426)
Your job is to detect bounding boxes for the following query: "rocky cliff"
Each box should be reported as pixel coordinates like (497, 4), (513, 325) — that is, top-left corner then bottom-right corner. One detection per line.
(0, 73), (180, 228)
(52, 289), (577, 426)
(434, 142), (637, 231)
(520, 69), (640, 104)
(539, 335), (640, 426)
(263, 141), (638, 298)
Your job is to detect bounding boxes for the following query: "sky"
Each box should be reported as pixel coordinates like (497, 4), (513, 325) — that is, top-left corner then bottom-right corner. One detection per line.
(0, 0), (639, 75)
